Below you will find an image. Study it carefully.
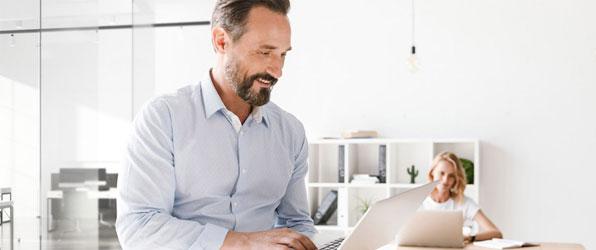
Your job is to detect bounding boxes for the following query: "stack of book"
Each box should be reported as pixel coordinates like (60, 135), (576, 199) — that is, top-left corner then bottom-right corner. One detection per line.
(340, 130), (378, 139)
(350, 174), (380, 184)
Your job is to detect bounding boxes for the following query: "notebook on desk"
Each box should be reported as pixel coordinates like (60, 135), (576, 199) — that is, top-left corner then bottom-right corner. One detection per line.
(315, 181), (439, 250)
(473, 239), (539, 249)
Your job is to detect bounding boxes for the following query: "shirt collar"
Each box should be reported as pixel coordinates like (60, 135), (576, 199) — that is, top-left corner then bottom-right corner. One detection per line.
(201, 71), (226, 119)
(251, 105), (265, 124)
(201, 70), (269, 126)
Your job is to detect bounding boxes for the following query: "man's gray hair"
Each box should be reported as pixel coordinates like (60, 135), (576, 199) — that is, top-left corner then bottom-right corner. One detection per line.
(212, 0), (290, 41)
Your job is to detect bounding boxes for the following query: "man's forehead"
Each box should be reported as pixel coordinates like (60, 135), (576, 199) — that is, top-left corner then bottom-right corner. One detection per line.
(234, 7), (291, 48)
(241, 27), (292, 51)
(244, 8), (291, 33)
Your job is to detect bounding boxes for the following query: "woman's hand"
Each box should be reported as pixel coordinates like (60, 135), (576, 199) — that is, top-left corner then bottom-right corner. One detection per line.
(473, 210), (503, 241)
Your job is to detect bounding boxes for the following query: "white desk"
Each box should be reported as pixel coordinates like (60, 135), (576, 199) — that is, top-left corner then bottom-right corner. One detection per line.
(314, 232), (585, 250)
(57, 181), (107, 189)
(47, 188), (117, 200)
(390, 242), (584, 250)
(86, 188), (117, 199)
(46, 188), (117, 232)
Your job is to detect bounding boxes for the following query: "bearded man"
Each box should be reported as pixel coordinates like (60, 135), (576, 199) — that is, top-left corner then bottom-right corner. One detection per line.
(116, 1), (317, 249)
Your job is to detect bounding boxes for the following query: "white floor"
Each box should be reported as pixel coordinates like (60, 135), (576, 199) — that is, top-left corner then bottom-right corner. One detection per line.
(1, 219), (121, 250)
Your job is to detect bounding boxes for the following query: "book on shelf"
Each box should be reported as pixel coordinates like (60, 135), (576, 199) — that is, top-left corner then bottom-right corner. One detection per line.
(473, 239), (539, 249)
(378, 144), (386, 183)
(312, 190), (338, 225)
(338, 145), (345, 183)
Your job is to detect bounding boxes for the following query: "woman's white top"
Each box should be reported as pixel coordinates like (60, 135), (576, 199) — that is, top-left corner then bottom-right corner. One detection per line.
(421, 195), (480, 236)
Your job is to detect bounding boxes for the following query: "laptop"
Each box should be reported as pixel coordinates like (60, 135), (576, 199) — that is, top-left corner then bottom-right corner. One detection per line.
(397, 210), (464, 248)
(315, 181), (439, 250)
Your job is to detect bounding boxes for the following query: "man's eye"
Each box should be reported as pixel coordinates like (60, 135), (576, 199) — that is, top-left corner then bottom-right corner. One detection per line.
(259, 51), (270, 56)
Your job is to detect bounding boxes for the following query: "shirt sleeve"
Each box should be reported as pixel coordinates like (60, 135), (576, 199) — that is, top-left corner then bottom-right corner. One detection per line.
(116, 97), (228, 250)
(274, 124), (318, 238)
(463, 196), (480, 221)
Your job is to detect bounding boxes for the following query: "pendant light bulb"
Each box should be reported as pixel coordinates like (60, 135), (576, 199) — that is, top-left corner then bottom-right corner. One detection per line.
(407, 45), (419, 73)
(407, 0), (419, 73)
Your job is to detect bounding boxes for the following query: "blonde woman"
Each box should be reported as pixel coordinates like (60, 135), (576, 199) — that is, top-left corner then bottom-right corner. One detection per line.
(422, 151), (502, 243)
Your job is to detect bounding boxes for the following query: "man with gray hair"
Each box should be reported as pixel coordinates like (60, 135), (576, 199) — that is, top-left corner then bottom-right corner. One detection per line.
(116, 0), (317, 249)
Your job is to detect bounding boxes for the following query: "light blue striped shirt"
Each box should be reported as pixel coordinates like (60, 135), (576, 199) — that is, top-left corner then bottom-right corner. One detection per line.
(116, 72), (316, 250)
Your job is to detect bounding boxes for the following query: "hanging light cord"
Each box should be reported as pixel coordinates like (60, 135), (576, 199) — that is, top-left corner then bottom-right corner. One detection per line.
(411, 0), (416, 54)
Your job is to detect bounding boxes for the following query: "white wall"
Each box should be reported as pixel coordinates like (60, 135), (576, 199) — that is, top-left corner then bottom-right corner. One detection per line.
(273, 0), (595, 248)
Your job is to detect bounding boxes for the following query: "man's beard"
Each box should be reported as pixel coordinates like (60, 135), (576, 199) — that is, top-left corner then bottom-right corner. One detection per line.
(224, 58), (278, 107)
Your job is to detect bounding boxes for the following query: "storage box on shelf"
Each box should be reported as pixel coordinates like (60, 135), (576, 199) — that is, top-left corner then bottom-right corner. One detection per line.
(306, 138), (479, 234)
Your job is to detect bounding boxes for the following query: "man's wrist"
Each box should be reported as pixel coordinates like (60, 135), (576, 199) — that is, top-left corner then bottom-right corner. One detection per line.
(221, 231), (248, 249)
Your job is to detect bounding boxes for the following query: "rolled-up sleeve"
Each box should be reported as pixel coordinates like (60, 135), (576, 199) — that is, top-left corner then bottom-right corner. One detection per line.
(274, 124), (317, 238)
(116, 97), (228, 250)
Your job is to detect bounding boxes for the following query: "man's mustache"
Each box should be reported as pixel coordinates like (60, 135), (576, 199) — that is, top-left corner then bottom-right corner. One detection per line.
(248, 73), (278, 87)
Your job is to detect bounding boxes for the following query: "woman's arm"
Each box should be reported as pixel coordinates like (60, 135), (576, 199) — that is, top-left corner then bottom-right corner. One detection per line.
(465, 209), (503, 243)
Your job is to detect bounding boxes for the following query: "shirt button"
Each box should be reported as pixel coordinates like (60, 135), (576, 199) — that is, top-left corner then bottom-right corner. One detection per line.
(233, 202), (238, 206)
(240, 131), (244, 135)
(242, 169), (247, 173)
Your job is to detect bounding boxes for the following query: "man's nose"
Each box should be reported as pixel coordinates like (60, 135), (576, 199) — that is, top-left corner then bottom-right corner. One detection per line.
(266, 57), (283, 79)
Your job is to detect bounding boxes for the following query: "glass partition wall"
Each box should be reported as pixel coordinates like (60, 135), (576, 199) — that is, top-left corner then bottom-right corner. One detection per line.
(1, 0), (214, 249)
(39, 0), (133, 248)
(0, 0), (41, 248)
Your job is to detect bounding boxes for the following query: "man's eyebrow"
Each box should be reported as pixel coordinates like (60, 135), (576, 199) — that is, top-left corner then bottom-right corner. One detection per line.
(260, 44), (292, 52)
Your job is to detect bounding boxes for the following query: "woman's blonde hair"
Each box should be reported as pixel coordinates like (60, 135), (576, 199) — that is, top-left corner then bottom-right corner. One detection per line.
(427, 151), (467, 204)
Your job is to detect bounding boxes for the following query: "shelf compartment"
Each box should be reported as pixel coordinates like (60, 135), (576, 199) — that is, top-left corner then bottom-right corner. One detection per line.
(307, 187), (348, 227)
(387, 142), (433, 185)
(346, 186), (388, 227)
(345, 143), (386, 184)
(308, 143), (345, 184)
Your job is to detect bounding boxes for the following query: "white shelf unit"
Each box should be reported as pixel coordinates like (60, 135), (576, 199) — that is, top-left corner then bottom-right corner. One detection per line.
(306, 138), (480, 234)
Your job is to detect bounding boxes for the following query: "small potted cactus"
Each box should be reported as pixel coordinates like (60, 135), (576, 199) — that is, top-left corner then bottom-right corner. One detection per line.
(407, 165), (419, 184)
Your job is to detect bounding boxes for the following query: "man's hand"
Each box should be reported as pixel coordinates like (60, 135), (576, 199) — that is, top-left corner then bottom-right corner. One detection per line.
(221, 228), (317, 250)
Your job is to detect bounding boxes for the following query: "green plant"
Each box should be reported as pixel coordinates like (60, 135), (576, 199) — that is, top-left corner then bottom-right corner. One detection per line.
(460, 158), (474, 184)
(407, 165), (419, 184)
(355, 196), (373, 215)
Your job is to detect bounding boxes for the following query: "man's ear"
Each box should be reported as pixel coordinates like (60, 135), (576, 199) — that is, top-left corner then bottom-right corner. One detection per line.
(212, 27), (229, 54)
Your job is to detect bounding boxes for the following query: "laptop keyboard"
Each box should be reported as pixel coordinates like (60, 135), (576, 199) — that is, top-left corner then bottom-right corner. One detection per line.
(318, 237), (345, 250)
